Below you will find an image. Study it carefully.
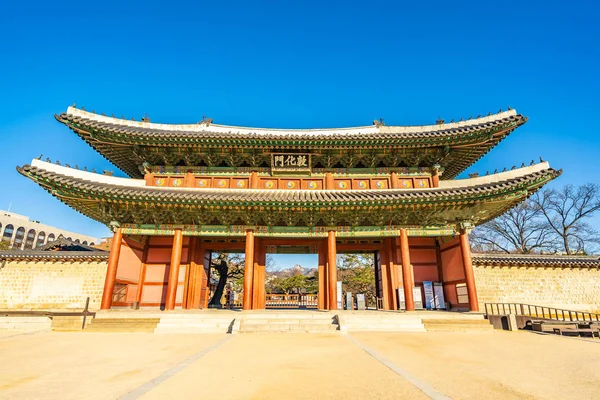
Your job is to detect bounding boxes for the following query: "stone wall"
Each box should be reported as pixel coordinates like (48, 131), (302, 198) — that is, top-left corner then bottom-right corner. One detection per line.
(474, 264), (600, 312)
(0, 260), (107, 310)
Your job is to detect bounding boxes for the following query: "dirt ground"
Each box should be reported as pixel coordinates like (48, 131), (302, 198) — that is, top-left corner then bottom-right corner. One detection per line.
(0, 330), (598, 400)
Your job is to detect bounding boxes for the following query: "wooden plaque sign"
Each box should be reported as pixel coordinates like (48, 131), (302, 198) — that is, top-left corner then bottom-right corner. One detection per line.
(271, 153), (311, 172)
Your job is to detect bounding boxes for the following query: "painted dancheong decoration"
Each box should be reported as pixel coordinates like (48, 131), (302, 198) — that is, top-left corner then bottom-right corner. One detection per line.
(17, 106), (560, 312)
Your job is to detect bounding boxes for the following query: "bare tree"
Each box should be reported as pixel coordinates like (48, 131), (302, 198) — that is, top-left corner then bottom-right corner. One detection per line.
(471, 201), (554, 254)
(531, 184), (600, 255)
(208, 253), (244, 307)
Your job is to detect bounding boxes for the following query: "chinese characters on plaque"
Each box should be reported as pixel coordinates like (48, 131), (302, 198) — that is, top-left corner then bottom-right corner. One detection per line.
(271, 154), (311, 171)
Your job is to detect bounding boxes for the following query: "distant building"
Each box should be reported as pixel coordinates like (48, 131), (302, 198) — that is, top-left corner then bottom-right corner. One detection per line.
(0, 210), (98, 250)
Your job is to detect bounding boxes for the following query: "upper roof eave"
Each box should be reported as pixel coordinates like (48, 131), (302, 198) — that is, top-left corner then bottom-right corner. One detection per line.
(57, 106), (524, 141)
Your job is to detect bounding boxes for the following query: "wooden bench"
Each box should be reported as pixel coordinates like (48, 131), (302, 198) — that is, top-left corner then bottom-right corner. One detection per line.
(552, 327), (600, 338)
(531, 320), (579, 332)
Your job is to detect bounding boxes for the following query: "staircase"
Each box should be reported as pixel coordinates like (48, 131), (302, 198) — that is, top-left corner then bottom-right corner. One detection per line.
(154, 314), (236, 334)
(338, 312), (426, 332)
(420, 313), (494, 332)
(238, 312), (339, 333)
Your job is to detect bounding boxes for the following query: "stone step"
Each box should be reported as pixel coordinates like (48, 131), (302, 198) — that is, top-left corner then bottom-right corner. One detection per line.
(341, 318), (423, 324)
(0, 323), (51, 330)
(422, 319), (491, 325)
(85, 326), (156, 333)
(239, 324), (339, 333)
(242, 314), (334, 320)
(0, 316), (52, 331)
(422, 319), (494, 332)
(89, 318), (161, 324)
(0, 316), (52, 323)
(424, 327), (494, 333)
(157, 318), (235, 324)
(156, 322), (231, 329)
(341, 324), (426, 332)
(154, 327), (231, 334)
(84, 317), (159, 333)
(242, 318), (336, 325)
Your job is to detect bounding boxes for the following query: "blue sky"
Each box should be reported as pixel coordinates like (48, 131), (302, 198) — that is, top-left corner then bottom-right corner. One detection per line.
(1, 1), (598, 266)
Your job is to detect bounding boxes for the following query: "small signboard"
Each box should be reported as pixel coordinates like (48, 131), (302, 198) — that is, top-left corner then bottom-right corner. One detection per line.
(345, 292), (353, 310)
(456, 283), (469, 304)
(356, 294), (366, 310)
(423, 281), (435, 310)
(433, 282), (446, 309)
(413, 286), (424, 310)
(397, 287), (406, 310)
(337, 281), (343, 309)
(271, 153), (311, 172)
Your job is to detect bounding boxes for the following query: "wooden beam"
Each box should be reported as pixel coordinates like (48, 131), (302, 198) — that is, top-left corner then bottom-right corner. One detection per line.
(325, 172), (334, 190)
(250, 171), (259, 189)
(391, 172), (399, 189)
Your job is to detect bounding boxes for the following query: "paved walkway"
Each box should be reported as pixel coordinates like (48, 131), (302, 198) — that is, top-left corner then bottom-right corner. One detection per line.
(0, 330), (598, 399)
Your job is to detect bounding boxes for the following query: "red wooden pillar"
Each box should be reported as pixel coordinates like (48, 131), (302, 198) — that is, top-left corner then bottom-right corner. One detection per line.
(101, 228), (123, 310)
(243, 229), (255, 310)
(183, 237), (197, 309)
(386, 238), (398, 310)
(460, 229), (479, 312)
(253, 238), (266, 309)
(318, 240), (328, 310)
(135, 237), (149, 306)
(327, 230), (338, 310)
(196, 242), (210, 309)
(379, 244), (390, 310)
(165, 229), (183, 311)
(400, 228), (415, 311)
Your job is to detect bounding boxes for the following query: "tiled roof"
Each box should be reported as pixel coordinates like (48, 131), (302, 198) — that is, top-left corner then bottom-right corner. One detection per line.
(37, 236), (103, 252)
(16, 160), (560, 228)
(17, 162), (559, 206)
(472, 253), (600, 268)
(0, 250), (109, 262)
(56, 107), (527, 179)
(58, 106), (523, 141)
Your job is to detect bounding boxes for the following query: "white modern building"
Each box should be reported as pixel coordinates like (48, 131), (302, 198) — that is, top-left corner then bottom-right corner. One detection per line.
(0, 210), (99, 250)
